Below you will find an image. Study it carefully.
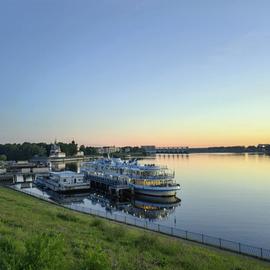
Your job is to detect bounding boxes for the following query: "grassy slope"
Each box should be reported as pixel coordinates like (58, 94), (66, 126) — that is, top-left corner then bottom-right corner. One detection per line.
(0, 187), (269, 270)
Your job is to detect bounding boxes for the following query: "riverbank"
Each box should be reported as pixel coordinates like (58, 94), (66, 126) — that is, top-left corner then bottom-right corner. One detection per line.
(0, 187), (269, 270)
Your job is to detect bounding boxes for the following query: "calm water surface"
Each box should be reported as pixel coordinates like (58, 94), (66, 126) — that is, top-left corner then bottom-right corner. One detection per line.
(22, 154), (270, 249)
(153, 153), (270, 248)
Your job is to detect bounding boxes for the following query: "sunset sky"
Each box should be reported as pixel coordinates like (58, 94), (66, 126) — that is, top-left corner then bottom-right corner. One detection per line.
(0, 1), (270, 147)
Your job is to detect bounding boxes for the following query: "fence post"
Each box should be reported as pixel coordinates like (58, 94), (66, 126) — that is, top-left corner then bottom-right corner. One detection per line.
(219, 238), (222, 248)
(239, 243), (241, 254)
(260, 248), (263, 258)
(202, 234), (204, 244)
(185, 231), (188, 240)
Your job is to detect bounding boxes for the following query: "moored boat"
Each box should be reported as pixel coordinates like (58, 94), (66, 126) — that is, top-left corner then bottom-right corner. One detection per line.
(35, 171), (90, 193)
(81, 158), (180, 197)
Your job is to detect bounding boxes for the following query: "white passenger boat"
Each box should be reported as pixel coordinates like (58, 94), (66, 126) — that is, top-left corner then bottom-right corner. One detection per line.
(81, 158), (180, 197)
(35, 171), (90, 193)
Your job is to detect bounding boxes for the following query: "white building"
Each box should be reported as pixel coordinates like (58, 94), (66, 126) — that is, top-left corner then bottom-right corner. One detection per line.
(76, 145), (84, 157)
(49, 142), (66, 158)
(97, 146), (120, 155)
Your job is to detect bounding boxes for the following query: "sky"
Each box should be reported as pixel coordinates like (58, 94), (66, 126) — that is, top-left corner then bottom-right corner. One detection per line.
(0, 0), (270, 147)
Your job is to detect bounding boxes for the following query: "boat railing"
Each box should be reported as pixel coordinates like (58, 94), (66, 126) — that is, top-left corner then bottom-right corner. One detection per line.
(138, 165), (169, 170)
(130, 174), (175, 180)
(131, 182), (180, 188)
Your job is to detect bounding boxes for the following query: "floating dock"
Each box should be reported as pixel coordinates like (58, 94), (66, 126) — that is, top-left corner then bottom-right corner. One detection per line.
(86, 175), (130, 197)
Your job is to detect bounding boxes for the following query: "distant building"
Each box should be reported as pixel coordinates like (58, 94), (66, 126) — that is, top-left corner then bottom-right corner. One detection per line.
(258, 144), (270, 153)
(75, 145), (84, 157)
(141, 145), (156, 155)
(97, 146), (120, 155)
(1, 161), (50, 183)
(49, 142), (66, 158)
(122, 147), (131, 153)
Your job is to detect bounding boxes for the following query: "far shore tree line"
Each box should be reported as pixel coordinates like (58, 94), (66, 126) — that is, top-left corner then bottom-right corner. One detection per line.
(0, 141), (96, 161)
(0, 142), (146, 161)
(0, 142), (269, 162)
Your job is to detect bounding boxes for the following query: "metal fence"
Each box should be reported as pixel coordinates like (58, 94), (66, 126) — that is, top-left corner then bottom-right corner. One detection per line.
(14, 188), (270, 262)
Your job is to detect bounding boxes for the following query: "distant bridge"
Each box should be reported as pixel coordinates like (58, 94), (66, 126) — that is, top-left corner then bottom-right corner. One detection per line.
(156, 147), (189, 154)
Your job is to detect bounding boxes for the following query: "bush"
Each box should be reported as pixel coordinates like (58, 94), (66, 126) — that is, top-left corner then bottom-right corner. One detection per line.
(0, 154), (7, 161)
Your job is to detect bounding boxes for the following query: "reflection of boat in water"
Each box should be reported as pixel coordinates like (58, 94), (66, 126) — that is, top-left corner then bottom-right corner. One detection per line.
(48, 191), (88, 204)
(133, 194), (181, 208)
(80, 192), (181, 221)
(128, 195), (181, 220)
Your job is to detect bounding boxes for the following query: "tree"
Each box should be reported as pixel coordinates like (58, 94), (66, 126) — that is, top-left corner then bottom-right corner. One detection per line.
(79, 145), (86, 152)
(59, 141), (78, 156)
(84, 147), (98, 156)
(0, 154), (7, 161)
(0, 143), (46, 161)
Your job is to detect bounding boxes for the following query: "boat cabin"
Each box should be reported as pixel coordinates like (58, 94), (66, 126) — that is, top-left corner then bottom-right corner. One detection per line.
(49, 171), (85, 185)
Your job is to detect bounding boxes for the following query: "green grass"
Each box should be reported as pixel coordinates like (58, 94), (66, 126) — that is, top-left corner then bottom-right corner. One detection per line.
(0, 187), (269, 270)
